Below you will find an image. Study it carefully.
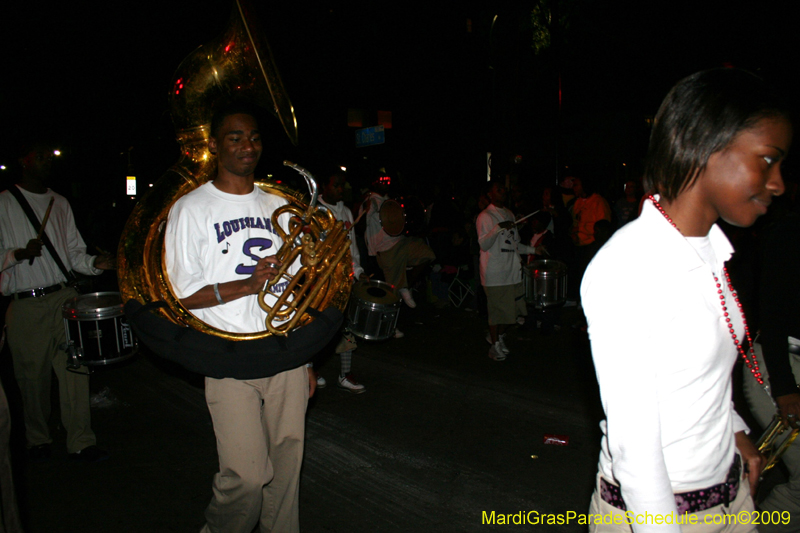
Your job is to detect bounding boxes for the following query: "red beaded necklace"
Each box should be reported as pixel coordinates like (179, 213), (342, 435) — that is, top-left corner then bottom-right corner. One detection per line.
(648, 195), (764, 386)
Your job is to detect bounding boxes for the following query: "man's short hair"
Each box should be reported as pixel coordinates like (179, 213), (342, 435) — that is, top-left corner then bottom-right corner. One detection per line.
(17, 141), (54, 160)
(314, 166), (346, 189)
(644, 68), (790, 201)
(209, 100), (263, 138)
(485, 179), (504, 195)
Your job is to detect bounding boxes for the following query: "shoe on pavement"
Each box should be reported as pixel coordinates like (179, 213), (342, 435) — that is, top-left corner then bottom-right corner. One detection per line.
(394, 328), (405, 339)
(316, 375), (327, 388)
(337, 374), (366, 393)
(399, 288), (417, 308)
(69, 445), (110, 463)
(488, 342), (506, 361)
(485, 333), (510, 354)
(497, 334), (510, 354)
(28, 444), (52, 463)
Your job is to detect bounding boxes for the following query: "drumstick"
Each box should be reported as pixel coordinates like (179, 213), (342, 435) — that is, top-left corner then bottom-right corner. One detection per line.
(29, 197), (55, 265)
(514, 210), (540, 225)
(351, 208), (366, 227)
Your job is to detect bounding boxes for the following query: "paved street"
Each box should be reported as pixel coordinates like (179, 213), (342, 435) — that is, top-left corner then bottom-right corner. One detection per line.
(6, 301), (609, 532)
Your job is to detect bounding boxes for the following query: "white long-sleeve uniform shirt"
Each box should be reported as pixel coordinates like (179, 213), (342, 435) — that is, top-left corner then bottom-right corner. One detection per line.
(477, 203), (534, 287)
(318, 198), (364, 280)
(581, 197), (749, 533)
(0, 186), (100, 294)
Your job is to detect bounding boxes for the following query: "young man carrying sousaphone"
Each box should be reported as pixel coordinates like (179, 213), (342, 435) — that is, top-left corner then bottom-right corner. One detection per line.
(0, 143), (115, 463)
(164, 102), (316, 533)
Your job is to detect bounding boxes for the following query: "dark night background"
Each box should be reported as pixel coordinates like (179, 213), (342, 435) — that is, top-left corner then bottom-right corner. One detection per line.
(1, 0), (798, 251)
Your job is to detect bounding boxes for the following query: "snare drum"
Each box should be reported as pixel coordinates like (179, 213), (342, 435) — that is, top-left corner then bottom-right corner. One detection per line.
(62, 292), (138, 368)
(524, 260), (568, 308)
(346, 280), (401, 341)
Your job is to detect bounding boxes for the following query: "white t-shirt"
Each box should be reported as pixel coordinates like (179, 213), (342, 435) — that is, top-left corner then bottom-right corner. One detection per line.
(165, 182), (299, 334)
(318, 198), (364, 280)
(476, 203), (534, 287)
(360, 192), (401, 255)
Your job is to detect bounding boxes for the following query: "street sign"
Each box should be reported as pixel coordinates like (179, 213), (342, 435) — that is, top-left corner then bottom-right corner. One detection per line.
(355, 125), (385, 148)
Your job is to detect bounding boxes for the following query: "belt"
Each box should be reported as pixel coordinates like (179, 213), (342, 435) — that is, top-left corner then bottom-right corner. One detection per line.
(600, 458), (740, 514)
(14, 283), (65, 300)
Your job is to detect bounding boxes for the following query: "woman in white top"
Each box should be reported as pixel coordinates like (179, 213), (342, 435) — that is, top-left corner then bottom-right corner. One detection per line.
(582, 68), (792, 533)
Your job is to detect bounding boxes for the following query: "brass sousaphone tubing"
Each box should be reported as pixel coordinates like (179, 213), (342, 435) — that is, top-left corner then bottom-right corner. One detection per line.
(258, 161), (351, 336)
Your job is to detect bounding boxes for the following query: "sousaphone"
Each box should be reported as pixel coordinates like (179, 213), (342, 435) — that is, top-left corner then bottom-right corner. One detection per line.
(117, 0), (352, 347)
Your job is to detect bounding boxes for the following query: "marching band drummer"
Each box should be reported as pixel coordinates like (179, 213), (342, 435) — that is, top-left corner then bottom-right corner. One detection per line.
(0, 143), (114, 464)
(583, 68), (791, 533)
(164, 102), (315, 533)
(477, 180), (536, 361)
(359, 173), (435, 312)
(316, 168), (369, 393)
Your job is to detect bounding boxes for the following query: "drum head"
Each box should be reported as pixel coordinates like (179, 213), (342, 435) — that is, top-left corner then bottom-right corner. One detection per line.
(527, 259), (568, 279)
(62, 292), (124, 320)
(380, 199), (405, 237)
(352, 280), (400, 305)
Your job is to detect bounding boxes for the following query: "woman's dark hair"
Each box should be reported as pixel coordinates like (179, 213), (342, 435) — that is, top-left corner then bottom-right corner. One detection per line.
(644, 68), (790, 201)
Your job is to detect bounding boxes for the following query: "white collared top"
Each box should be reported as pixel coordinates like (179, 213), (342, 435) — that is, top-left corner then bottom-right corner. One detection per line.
(0, 186), (100, 294)
(581, 197), (749, 533)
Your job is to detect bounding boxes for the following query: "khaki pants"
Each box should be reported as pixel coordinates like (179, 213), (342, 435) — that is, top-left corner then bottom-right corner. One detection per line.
(5, 287), (95, 453)
(376, 237), (435, 290)
(201, 366), (309, 533)
(484, 283), (526, 326)
(743, 341), (800, 533)
(588, 468), (757, 533)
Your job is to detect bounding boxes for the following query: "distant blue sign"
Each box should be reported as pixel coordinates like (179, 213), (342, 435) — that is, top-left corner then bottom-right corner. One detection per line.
(356, 125), (385, 148)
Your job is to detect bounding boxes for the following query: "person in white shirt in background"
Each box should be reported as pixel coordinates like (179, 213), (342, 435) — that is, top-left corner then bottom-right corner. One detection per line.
(477, 180), (536, 361)
(359, 174), (435, 311)
(582, 68), (792, 533)
(317, 169), (369, 393)
(0, 144), (115, 464)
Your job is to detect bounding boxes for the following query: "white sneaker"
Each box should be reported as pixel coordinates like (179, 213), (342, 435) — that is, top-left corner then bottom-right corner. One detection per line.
(497, 334), (510, 354)
(399, 288), (417, 308)
(488, 342), (506, 361)
(316, 375), (327, 388)
(485, 333), (510, 354)
(337, 374), (366, 393)
(394, 328), (405, 339)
